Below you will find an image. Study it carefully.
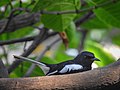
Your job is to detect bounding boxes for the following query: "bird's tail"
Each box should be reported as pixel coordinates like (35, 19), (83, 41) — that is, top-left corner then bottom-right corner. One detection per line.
(13, 55), (55, 69)
(13, 55), (55, 75)
(13, 55), (47, 67)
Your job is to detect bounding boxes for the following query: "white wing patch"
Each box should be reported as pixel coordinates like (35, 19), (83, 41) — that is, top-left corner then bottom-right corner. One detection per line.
(59, 64), (83, 73)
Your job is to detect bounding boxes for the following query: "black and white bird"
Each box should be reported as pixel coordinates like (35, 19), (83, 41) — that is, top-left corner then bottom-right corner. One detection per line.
(14, 51), (100, 76)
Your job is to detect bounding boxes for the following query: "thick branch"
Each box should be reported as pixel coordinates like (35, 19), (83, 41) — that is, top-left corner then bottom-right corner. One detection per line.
(0, 59), (9, 78)
(0, 12), (40, 34)
(0, 59), (120, 90)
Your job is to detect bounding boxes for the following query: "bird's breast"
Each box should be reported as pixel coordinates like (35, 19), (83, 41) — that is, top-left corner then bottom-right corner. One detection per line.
(59, 64), (83, 73)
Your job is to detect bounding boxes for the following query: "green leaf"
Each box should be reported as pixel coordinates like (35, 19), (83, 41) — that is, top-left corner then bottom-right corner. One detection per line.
(94, 8), (120, 28)
(73, 0), (81, 10)
(85, 0), (120, 29)
(39, 0), (81, 32)
(65, 21), (80, 48)
(81, 17), (110, 29)
(85, 41), (115, 67)
(33, 0), (81, 11)
(32, 0), (53, 11)
(0, 0), (9, 6)
(65, 22), (76, 41)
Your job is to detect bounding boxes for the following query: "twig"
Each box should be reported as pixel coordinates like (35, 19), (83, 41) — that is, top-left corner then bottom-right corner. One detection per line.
(81, 0), (87, 7)
(0, 32), (58, 46)
(48, 32), (58, 37)
(19, 0), (22, 8)
(78, 30), (88, 52)
(23, 42), (27, 52)
(26, 0), (36, 8)
(75, 11), (93, 27)
(8, 28), (48, 73)
(39, 0), (117, 15)
(0, 36), (36, 46)
(24, 38), (61, 77)
(32, 26), (43, 30)
(1, 46), (9, 65)
(1, 5), (9, 18)
(8, 0), (13, 9)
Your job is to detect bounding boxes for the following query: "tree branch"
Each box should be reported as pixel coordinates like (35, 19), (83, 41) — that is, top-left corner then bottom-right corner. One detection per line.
(0, 12), (40, 34)
(0, 59), (9, 78)
(0, 36), (36, 46)
(0, 8), (31, 34)
(75, 11), (93, 27)
(1, 46), (9, 65)
(78, 30), (88, 52)
(0, 59), (120, 90)
(8, 28), (48, 73)
(0, 32), (58, 46)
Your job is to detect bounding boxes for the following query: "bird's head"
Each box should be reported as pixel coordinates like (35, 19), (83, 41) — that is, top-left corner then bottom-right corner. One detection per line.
(74, 51), (100, 67)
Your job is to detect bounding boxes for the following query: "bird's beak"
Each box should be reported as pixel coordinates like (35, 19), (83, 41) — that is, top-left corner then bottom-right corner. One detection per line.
(92, 58), (100, 61)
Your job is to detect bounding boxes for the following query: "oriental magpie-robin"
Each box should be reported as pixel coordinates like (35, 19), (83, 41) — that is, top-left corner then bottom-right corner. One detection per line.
(14, 51), (100, 76)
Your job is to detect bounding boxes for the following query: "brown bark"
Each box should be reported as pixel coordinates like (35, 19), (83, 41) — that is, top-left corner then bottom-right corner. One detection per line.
(0, 59), (9, 78)
(0, 12), (40, 34)
(0, 59), (120, 90)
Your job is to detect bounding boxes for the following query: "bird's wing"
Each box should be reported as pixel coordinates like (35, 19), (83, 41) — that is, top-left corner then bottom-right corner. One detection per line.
(59, 64), (83, 73)
(46, 60), (74, 75)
